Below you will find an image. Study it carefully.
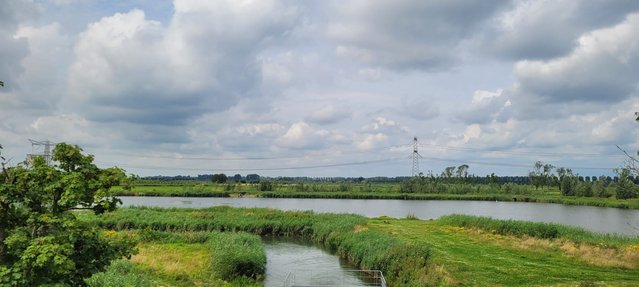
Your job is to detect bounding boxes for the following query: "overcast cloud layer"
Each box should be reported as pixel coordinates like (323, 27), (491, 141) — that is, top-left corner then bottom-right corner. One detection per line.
(1, 0), (639, 177)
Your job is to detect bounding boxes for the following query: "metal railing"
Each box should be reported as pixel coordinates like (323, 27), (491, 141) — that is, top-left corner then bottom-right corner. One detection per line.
(283, 269), (387, 287)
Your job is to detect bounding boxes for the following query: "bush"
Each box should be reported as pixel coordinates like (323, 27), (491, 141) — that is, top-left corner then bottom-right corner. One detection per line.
(209, 232), (266, 281)
(86, 260), (156, 287)
(329, 230), (430, 286)
(259, 181), (273, 191)
(592, 180), (608, 198)
(560, 176), (577, 196)
(575, 181), (593, 197)
(615, 169), (638, 199)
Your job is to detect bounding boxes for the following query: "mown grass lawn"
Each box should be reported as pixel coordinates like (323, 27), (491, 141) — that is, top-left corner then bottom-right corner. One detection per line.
(368, 218), (639, 286)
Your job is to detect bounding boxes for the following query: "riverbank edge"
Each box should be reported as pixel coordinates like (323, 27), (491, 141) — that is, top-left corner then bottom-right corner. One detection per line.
(112, 190), (639, 209)
(82, 206), (434, 286)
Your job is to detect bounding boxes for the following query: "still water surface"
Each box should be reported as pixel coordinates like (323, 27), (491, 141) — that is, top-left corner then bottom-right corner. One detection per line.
(119, 196), (639, 236)
(263, 237), (369, 287)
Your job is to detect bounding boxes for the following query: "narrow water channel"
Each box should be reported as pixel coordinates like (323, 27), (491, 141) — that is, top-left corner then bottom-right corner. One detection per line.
(263, 237), (369, 287)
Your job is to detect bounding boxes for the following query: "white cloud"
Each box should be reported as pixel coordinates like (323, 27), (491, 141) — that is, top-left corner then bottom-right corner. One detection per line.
(3, 0), (639, 177)
(356, 133), (388, 151)
(276, 121), (330, 149)
(66, 1), (300, 128)
(305, 105), (351, 125)
(480, 0), (639, 60)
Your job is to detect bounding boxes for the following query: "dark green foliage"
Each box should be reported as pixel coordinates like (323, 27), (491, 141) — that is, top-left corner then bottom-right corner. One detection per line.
(615, 168), (637, 199)
(85, 260), (156, 287)
(258, 181), (273, 191)
(501, 182), (527, 194)
(212, 174), (228, 184)
(208, 232), (265, 281)
(329, 230), (430, 286)
(575, 181), (593, 197)
(592, 180), (609, 198)
(560, 176), (578, 196)
(0, 144), (134, 287)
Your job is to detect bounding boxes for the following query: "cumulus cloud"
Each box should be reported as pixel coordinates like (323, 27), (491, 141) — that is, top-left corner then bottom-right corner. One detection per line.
(481, 0), (639, 60)
(328, 0), (507, 70)
(457, 89), (511, 124)
(0, 0), (36, 92)
(10, 23), (72, 111)
(66, 1), (299, 128)
(362, 117), (409, 134)
(356, 133), (387, 151)
(305, 105), (351, 125)
(276, 121), (331, 150)
(4, 0), (639, 177)
(515, 13), (639, 104)
(468, 12), (639, 124)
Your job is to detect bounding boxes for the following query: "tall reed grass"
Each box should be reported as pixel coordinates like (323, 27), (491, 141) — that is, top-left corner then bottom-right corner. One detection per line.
(438, 214), (639, 247)
(81, 206), (432, 286)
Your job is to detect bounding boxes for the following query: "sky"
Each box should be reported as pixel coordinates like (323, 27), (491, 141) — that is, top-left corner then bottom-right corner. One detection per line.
(1, 0), (639, 178)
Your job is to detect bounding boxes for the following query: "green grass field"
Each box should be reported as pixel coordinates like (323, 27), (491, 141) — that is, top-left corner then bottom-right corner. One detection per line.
(82, 206), (639, 286)
(369, 218), (639, 286)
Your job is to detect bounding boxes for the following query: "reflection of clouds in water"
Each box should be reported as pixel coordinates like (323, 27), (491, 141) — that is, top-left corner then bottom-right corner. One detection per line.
(622, 213), (639, 232)
(264, 241), (367, 287)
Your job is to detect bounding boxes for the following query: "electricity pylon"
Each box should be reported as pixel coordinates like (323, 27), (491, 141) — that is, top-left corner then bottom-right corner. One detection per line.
(412, 137), (422, 176)
(28, 139), (56, 165)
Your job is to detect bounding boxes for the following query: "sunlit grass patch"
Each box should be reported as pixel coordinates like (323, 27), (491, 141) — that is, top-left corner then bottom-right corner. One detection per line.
(132, 243), (210, 280)
(368, 217), (639, 286)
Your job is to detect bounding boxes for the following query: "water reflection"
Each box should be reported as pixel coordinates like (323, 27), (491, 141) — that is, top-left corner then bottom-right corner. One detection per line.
(263, 237), (367, 287)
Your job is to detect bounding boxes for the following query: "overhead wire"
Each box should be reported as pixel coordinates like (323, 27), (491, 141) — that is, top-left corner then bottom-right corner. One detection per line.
(91, 142), (621, 173)
(96, 157), (404, 172)
(417, 143), (624, 158)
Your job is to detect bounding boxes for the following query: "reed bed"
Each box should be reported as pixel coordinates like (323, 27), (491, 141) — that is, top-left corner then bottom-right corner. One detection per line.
(438, 214), (639, 247)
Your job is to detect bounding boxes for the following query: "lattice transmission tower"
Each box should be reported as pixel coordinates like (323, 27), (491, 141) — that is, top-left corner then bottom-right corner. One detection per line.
(27, 139), (56, 165)
(412, 137), (422, 176)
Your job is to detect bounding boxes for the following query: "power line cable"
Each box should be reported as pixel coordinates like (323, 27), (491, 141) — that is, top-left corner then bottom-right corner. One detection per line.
(96, 157), (404, 172)
(417, 143), (623, 158)
(87, 144), (411, 162)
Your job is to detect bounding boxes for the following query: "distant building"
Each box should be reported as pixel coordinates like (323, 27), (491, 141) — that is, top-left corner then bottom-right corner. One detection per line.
(246, 174), (260, 183)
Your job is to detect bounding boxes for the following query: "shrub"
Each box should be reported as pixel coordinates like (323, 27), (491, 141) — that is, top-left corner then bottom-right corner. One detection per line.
(575, 181), (593, 197)
(209, 232), (266, 281)
(615, 169), (637, 199)
(86, 260), (155, 287)
(560, 176), (577, 196)
(259, 181), (273, 191)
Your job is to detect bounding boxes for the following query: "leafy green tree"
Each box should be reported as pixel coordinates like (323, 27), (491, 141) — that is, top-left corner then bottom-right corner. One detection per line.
(456, 164), (469, 183)
(560, 176), (577, 196)
(592, 178), (608, 198)
(615, 168), (637, 199)
(212, 173), (228, 184)
(529, 161), (544, 190)
(259, 181), (273, 191)
(575, 181), (593, 197)
(529, 161), (555, 190)
(0, 143), (134, 286)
